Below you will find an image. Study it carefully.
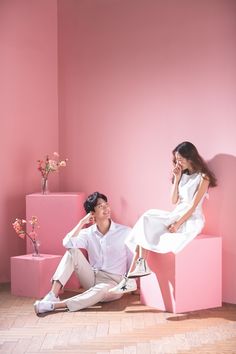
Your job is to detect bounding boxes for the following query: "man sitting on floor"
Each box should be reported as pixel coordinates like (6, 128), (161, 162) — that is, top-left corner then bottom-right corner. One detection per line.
(34, 191), (136, 314)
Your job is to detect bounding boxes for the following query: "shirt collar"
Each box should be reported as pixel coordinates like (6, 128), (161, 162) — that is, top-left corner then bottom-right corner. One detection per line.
(92, 219), (115, 236)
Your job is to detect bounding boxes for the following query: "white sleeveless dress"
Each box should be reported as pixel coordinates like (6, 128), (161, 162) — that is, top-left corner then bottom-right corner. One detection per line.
(126, 173), (207, 254)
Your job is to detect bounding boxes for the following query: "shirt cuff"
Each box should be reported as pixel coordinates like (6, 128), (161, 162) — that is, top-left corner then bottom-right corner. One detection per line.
(63, 234), (75, 248)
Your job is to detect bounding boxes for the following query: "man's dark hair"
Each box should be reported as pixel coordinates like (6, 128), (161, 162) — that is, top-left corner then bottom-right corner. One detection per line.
(83, 192), (108, 213)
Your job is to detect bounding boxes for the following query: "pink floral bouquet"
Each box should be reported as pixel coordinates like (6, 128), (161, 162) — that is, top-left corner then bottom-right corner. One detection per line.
(37, 152), (68, 194)
(12, 216), (40, 256)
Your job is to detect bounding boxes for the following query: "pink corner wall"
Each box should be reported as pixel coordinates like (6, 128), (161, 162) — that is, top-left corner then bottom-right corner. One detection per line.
(0, 0), (58, 282)
(1, 0), (236, 305)
(58, 0), (236, 303)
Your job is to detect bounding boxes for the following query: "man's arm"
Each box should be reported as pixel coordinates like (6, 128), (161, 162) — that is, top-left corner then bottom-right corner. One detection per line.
(63, 212), (94, 248)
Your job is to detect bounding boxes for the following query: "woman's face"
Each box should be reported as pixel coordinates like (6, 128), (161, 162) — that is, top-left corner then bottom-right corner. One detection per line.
(175, 152), (192, 171)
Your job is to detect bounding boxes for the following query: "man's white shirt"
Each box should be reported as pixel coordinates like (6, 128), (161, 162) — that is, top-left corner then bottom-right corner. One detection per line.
(63, 221), (132, 275)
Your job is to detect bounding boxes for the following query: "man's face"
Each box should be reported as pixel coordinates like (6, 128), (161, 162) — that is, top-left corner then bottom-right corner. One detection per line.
(92, 198), (111, 222)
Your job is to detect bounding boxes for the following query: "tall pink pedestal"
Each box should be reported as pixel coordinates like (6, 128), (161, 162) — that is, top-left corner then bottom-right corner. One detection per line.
(26, 193), (86, 289)
(26, 193), (85, 255)
(140, 234), (222, 313)
(11, 254), (62, 298)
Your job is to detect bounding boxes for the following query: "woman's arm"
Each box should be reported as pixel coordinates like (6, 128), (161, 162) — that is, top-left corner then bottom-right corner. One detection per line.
(168, 175), (209, 233)
(171, 162), (182, 204)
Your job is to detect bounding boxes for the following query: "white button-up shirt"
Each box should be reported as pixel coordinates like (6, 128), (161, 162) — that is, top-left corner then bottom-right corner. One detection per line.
(63, 221), (133, 276)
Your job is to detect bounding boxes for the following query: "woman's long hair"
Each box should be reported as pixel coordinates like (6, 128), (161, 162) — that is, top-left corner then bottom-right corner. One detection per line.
(172, 141), (217, 187)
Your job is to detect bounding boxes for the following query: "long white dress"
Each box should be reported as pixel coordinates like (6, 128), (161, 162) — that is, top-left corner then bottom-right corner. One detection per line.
(126, 173), (207, 254)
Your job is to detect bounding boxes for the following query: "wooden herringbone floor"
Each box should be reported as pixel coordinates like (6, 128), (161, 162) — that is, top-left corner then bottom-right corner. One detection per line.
(0, 283), (236, 354)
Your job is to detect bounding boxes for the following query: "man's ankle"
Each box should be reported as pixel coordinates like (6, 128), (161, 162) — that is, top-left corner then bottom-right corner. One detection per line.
(51, 280), (62, 297)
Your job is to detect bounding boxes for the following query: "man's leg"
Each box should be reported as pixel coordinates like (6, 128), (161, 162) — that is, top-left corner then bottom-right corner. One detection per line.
(51, 248), (95, 292)
(61, 271), (123, 312)
(34, 249), (96, 314)
(35, 271), (124, 313)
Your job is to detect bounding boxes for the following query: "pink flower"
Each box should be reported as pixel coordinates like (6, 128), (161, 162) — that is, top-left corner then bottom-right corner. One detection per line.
(49, 159), (58, 171)
(18, 232), (26, 240)
(12, 217), (39, 242)
(37, 153), (68, 179)
(29, 216), (38, 225)
(59, 160), (67, 167)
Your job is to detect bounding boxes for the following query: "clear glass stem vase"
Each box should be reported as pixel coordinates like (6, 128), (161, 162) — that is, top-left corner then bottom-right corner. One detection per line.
(41, 177), (49, 194)
(32, 240), (40, 257)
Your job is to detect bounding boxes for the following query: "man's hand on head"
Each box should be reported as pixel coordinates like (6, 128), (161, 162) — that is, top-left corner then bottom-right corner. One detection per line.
(80, 212), (95, 227)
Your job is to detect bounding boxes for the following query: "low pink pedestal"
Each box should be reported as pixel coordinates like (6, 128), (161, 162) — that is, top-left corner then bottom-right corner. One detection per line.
(140, 234), (222, 313)
(26, 192), (85, 289)
(11, 254), (62, 298)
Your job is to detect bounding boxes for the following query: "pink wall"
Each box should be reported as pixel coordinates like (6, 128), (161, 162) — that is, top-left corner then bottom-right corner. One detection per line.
(58, 0), (236, 303)
(0, 0), (58, 282)
(1, 0), (235, 305)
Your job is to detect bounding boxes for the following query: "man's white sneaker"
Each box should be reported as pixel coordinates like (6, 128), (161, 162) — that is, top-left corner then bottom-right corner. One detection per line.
(127, 258), (151, 278)
(42, 291), (60, 302)
(109, 277), (137, 294)
(34, 300), (55, 315)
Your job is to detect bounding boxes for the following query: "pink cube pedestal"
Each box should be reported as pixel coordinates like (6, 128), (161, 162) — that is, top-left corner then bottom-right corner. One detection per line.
(140, 234), (222, 313)
(26, 192), (85, 289)
(11, 254), (62, 298)
(26, 193), (85, 255)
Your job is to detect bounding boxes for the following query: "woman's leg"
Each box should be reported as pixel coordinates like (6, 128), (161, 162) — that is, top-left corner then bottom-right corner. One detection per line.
(127, 246), (149, 275)
(109, 246), (151, 294)
(127, 246), (151, 278)
(139, 246), (148, 260)
(127, 245), (139, 274)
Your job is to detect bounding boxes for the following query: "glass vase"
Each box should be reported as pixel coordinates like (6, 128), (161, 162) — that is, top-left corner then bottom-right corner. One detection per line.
(41, 177), (49, 194)
(32, 240), (41, 257)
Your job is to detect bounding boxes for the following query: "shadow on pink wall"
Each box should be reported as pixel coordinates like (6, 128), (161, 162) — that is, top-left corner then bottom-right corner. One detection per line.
(203, 154), (236, 303)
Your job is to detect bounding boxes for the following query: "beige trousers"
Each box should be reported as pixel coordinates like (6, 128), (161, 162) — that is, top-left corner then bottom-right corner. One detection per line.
(52, 249), (123, 312)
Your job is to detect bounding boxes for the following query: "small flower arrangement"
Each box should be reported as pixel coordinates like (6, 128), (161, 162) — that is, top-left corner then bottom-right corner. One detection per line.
(12, 216), (40, 256)
(37, 152), (68, 194)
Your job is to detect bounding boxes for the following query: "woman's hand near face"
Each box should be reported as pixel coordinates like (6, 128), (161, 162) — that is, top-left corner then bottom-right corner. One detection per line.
(171, 162), (182, 204)
(173, 162), (182, 182)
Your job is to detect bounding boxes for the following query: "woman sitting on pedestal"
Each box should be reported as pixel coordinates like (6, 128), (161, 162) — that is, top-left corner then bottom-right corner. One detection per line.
(110, 141), (217, 294)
